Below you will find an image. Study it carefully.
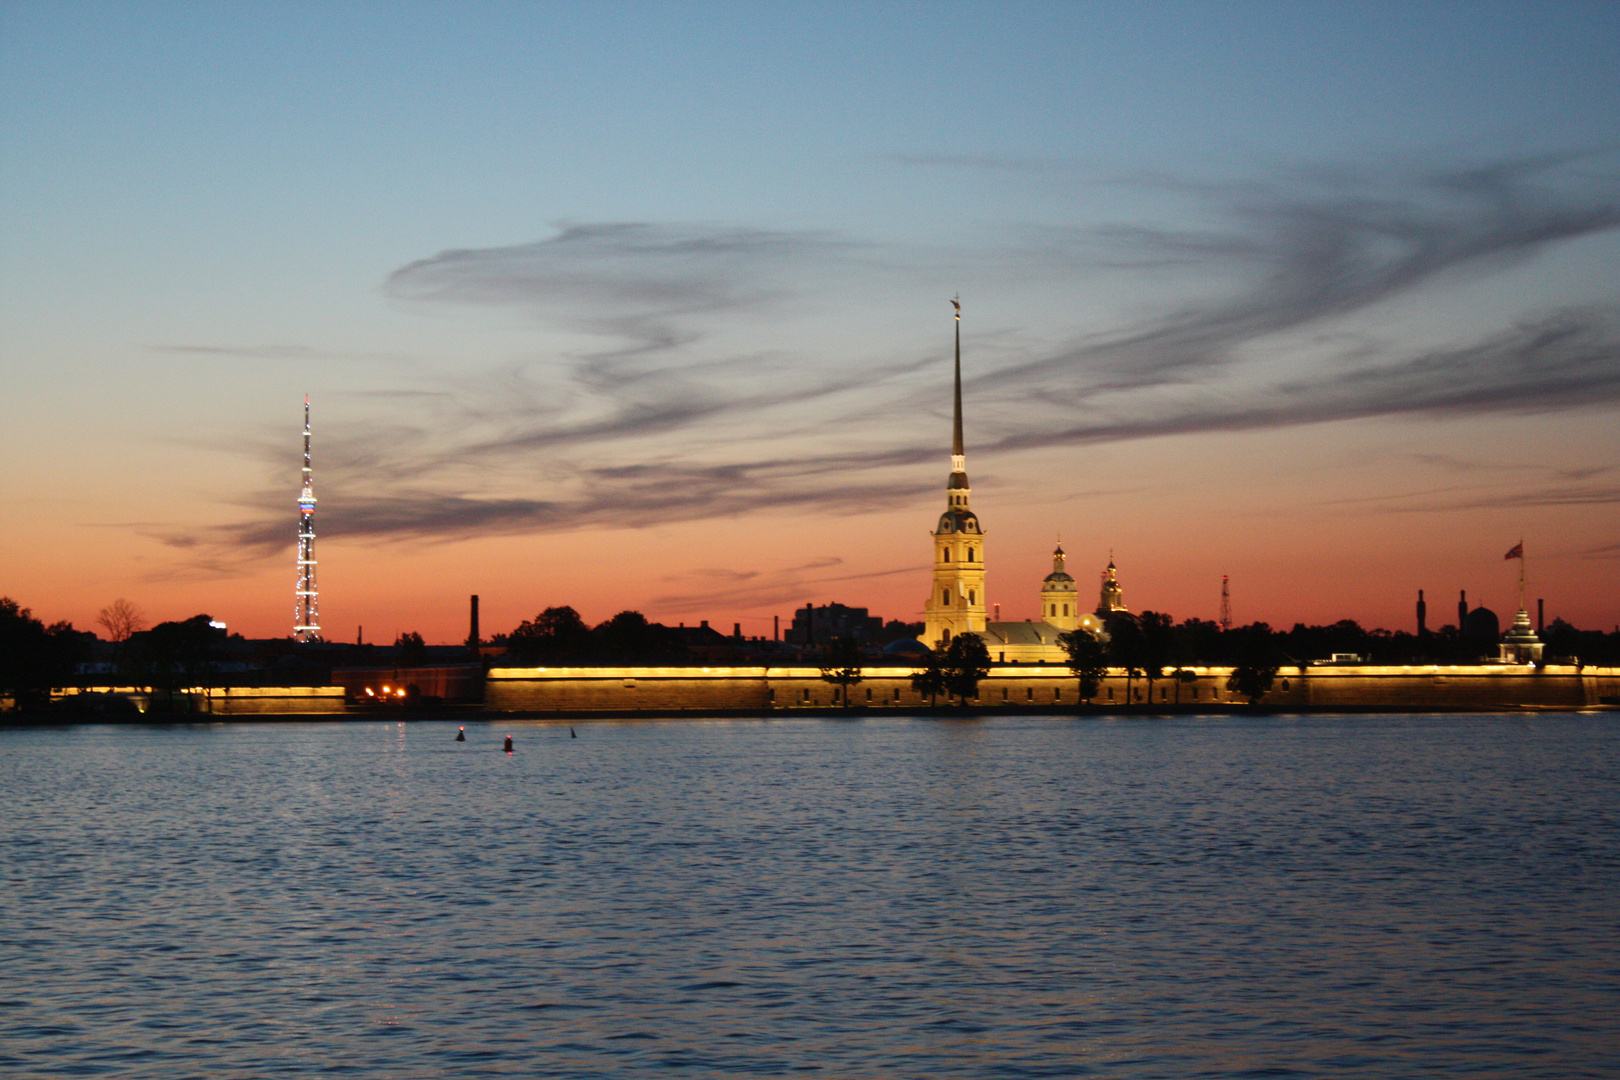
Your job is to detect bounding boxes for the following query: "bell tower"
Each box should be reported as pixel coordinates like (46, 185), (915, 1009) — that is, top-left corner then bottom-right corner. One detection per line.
(923, 299), (986, 648)
(1096, 554), (1128, 617)
(1040, 543), (1079, 631)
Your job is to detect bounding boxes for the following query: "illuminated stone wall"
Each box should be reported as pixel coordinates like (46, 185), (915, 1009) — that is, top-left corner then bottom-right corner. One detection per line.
(486, 664), (1617, 713)
(199, 686), (349, 714)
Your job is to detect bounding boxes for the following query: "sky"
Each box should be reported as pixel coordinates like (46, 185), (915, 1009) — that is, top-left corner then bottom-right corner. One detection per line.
(3, 1), (1618, 644)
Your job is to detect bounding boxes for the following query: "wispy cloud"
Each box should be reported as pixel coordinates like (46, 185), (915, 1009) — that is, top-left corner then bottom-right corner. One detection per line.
(147, 343), (412, 363)
(892, 151), (1077, 173)
(182, 152), (1620, 566)
(650, 557), (924, 615)
(983, 153), (1620, 395)
(386, 222), (865, 358)
(988, 305), (1620, 453)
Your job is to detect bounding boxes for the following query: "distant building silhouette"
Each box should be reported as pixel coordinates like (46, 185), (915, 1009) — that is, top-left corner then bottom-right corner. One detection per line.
(786, 603), (883, 646)
(1464, 606), (1500, 643)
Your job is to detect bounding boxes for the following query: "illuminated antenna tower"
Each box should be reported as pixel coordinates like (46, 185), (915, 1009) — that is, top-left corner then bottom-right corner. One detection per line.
(293, 395), (321, 642)
(1219, 574), (1232, 632)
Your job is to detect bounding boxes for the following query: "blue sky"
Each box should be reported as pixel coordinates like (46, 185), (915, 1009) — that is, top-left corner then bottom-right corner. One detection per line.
(3, 1), (1618, 640)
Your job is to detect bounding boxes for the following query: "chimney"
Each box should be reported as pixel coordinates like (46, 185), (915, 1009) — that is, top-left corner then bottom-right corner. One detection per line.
(1416, 589), (1426, 636)
(774, 615), (780, 641)
(468, 594), (480, 648)
(700, 619), (709, 630)
(1459, 589), (1467, 629)
(1538, 598), (1544, 633)
(358, 625), (363, 646)
(733, 622), (741, 639)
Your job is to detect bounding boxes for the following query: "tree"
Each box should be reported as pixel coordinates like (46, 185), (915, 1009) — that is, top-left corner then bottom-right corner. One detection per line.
(593, 611), (689, 664)
(910, 647), (946, 706)
(0, 598), (88, 711)
(96, 598), (146, 644)
(942, 632), (991, 705)
(1227, 623), (1281, 704)
(1172, 666), (1197, 704)
(1106, 617), (1147, 706)
(818, 635), (865, 709)
(880, 619), (925, 644)
(1059, 628), (1107, 705)
(395, 631), (427, 666)
(508, 605), (592, 663)
(125, 615), (225, 709)
(1138, 611), (1173, 705)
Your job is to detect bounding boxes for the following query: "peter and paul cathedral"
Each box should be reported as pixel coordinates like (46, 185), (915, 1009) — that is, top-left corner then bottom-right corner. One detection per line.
(921, 300), (1112, 663)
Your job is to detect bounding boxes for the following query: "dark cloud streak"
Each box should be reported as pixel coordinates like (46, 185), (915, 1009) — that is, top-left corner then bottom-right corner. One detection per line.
(186, 154), (1620, 562)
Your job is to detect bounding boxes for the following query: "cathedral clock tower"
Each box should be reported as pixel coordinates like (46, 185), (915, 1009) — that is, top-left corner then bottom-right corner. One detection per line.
(923, 299), (986, 648)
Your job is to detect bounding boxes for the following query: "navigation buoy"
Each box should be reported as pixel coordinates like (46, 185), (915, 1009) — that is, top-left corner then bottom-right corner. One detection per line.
(455, 727), (465, 742)
(504, 735), (513, 753)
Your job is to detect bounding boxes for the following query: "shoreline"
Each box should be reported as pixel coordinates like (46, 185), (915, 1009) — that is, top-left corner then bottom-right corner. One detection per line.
(5, 702), (1617, 726)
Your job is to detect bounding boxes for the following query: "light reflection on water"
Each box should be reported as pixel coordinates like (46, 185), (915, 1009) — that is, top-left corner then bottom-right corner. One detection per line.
(2, 714), (1618, 1077)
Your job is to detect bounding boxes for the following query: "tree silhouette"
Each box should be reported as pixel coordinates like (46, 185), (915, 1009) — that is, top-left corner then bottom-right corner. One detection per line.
(910, 647), (946, 706)
(1106, 618), (1147, 706)
(126, 615), (225, 709)
(818, 635), (865, 709)
(1138, 611), (1173, 706)
(1059, 628), (1107, 705)
(508, 605), (592, 663)
(394, 631), (427, 666)
(96, 598), (146, 644)
(942, 632), (991, 705)
(1227, 623), (1281, 704)
(593, 611), (689, 663)
(1, 598), (88, 711)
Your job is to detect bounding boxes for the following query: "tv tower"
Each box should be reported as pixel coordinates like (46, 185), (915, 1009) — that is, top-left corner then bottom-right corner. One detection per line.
(293, 395), (321, 642)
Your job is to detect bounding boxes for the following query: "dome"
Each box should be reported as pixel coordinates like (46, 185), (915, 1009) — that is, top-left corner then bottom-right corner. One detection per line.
(883, 638), (931, 657)
(947, 470), (970, 490)
(1042, 571), (1074, 586)
(1463, 606), (1500, 640)
(936, 509), (980, 533)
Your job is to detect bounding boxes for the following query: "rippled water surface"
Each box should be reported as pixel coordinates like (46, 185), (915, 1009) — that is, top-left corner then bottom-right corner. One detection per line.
(3, 714), (1618, 1077)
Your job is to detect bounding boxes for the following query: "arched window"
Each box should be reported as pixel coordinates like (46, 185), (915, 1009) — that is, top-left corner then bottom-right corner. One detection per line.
(943, 589), (951, 605)
(1062, 604), (1069, 616)
(967, 547), (975, 562)
(943, 549), (951, 562)
(968, 590), (976, 605)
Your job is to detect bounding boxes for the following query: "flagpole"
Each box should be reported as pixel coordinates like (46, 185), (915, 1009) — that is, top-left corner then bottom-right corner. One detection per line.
(1519, 537), (1526, 613)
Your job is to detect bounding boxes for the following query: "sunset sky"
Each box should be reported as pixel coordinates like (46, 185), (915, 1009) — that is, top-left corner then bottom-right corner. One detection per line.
(4, 1), (1618, 644)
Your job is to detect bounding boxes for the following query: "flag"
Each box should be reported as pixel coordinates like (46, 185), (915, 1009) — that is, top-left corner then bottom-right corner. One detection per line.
(1504, 542), (1523, 560)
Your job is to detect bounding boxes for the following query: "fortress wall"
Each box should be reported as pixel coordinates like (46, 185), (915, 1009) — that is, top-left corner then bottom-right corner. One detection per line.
(1299, 666), (1593, 709)
(486, 664), (1614, 713)
(485, 665), (1253, 712)
(52, 685), (349, 714)
(331, 665), (484, 702)
(200, 686), (349, 715)
(1587, 671), (1620, 702)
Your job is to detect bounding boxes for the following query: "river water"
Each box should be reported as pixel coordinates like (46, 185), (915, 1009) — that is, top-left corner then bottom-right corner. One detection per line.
(2, 713), (1617, 1077)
